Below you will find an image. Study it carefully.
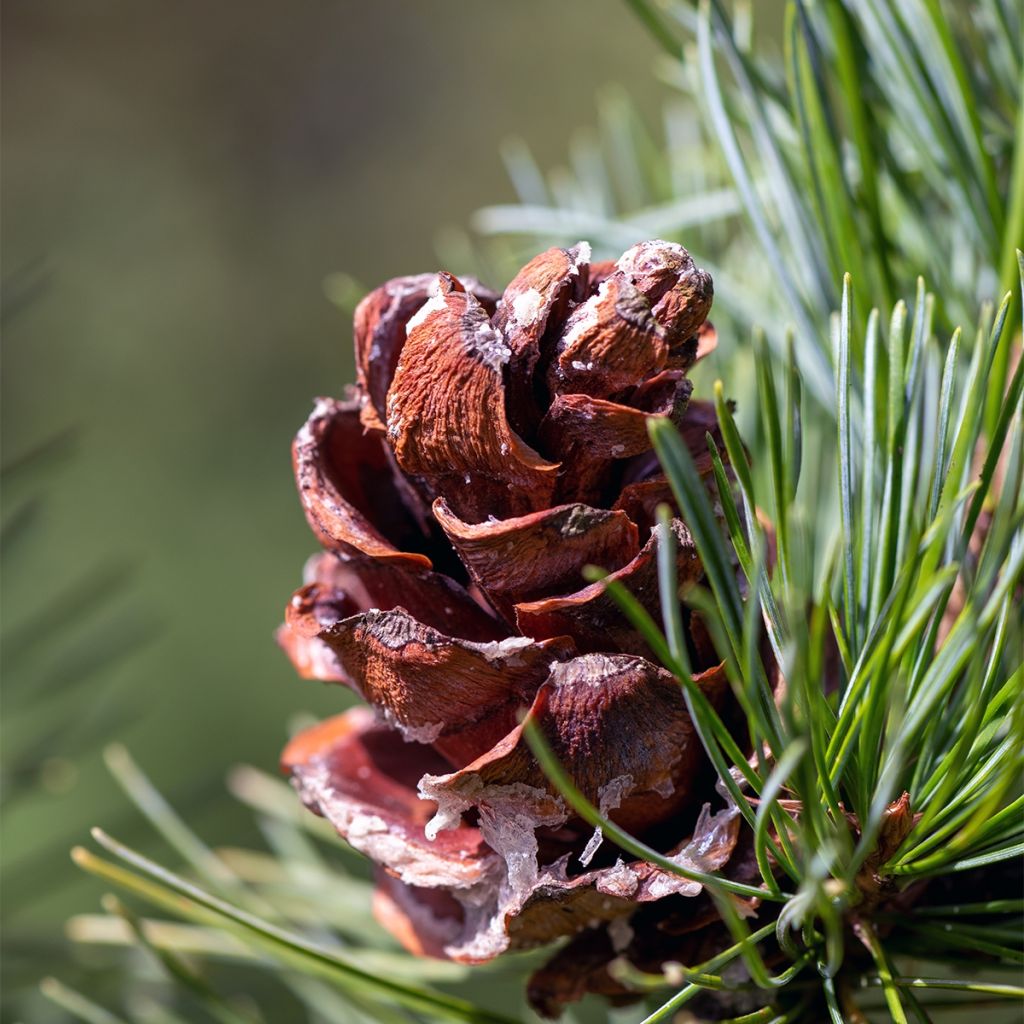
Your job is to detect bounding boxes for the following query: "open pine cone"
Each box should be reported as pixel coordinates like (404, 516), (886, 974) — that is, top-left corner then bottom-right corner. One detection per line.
(278, 241), (749, 1016)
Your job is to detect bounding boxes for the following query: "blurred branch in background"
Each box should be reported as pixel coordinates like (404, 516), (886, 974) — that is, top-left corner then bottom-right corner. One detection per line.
(1, 429), (155, 1012)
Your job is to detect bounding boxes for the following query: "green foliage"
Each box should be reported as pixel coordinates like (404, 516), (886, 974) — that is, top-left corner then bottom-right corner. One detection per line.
(469, 0), (1022, 406)
(653, 262), (1023, 1017)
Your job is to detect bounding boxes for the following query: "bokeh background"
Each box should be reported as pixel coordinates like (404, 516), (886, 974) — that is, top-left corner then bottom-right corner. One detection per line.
(2, 1), (666, 1015)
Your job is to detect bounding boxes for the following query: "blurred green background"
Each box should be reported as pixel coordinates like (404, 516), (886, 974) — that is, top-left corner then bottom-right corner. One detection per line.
(2, 0), (665, 1012)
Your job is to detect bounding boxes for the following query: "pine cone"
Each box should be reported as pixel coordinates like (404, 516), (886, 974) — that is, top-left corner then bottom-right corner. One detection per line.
(278, 241), (744, 1015)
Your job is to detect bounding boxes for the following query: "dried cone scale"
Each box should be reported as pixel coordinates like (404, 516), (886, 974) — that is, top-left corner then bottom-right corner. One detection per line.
(277, 241), (749, 1016)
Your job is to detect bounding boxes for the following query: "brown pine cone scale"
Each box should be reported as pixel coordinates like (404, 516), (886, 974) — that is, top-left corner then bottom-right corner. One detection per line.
(278, 240), (743, 1015)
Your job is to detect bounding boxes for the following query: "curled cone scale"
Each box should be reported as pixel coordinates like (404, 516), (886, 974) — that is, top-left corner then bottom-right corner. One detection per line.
(278, 240), (746, 1015)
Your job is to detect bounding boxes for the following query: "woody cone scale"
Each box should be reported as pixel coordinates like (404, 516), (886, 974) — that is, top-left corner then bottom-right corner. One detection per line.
(278, 240), (753, 1015)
